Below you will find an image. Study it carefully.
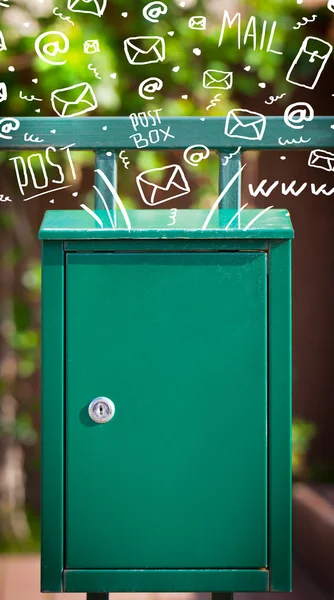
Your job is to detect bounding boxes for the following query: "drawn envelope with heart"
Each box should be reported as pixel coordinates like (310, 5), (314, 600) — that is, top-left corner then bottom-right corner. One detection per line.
(67, 0), (107, 17)
(308, 149), (334, 172)
(203, 70), (233, 90)
(136, 165), (190, 206)
(225, 109), (266, 141)
(124, 37), (165, 65)
(51, 82), (98, 118)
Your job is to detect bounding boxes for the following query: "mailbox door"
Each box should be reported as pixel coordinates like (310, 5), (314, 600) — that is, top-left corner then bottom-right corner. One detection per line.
(65, 252), (267, 570)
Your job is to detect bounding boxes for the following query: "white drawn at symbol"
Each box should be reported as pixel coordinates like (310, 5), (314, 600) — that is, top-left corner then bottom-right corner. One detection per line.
(0, 118), (20, 140)
(51, 82), (98, 117)
(67, 0), (107, 17)
(328, 0), (334, 12)
(284, 103), (314, 129)
(143, 2), (168, 23)
(35, 31), (69, 66)
(183, 145), (210, 167)
(168, 209), (177, 226)
(139, 77), (163, 100)
(124, 37), (165, 65)
(286, 37), (333, 90)
(137, 165), (190, 206)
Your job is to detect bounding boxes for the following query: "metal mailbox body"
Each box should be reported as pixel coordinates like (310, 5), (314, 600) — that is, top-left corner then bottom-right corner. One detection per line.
(39, 208), (293, 594)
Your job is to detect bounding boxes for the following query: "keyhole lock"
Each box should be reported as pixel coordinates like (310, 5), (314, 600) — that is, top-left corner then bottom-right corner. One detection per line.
(88, 397), (115, 424)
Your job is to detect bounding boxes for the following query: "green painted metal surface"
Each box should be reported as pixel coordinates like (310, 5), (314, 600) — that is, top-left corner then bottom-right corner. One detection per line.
(65, 252), (267, 570)
(63, 568), (269, 593)
(39, 209), (294, 240)
(0, 116), (332, 150)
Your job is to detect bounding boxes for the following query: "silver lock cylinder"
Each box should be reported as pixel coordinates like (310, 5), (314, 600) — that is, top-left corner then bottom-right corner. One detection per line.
(88, 397), (115, 423)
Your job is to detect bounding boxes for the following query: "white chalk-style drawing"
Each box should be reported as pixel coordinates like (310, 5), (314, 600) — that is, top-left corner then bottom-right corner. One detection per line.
(0, 195), (12, 201)
(128, 109), (173, 148)
(0, 31), (7, 51)
(136, 165), (190, 206)
(225, 109), (266, 141)
(24, 133), (45, 143)
(53, 7), (74, 25)
(124, 36), (165, 65)
(143, 2), (168, 23)
(0, 1), (9, 7)
(130, 126), (174, 148)
(119, 151), (130, 169)
(248, 180), (334, 197)
(202, 164), (246, 231)
(138, 77), (163, 100)
(168, 208), (177, 226)
(88, 64), (101, 79)
(95, 169), (131, 231)
(93, 186), (115, 228)
(311, 183), (334, 195)
(243, 206), (273, 231)
(221, 147), (242, 167)
(286, 37), (333, 89)
(67, 0), (106, 17)
(0, 118), (20, 140)
(80, 204), (104, 228)
(0, 83), (7, 102)
(284, 102), (314, 129)
(19, 91), (43, 102)
(328, 0), (334, 11)
(279, 136), (311, 145)
(265, 93), (286, 105)
(84, 40), (100, 54)
(218, 11), (282, 54)
(130, 109), (162, 130)
(188, 16), (206, 30)
(203, 70), (233, 90)
(293, 15), (317, 29)
(225, 203), (248, 230)
(206, 93), (222, 111)
(35, 31), (69, 66)
(308, 149), (334, 172)
(51, 82), (98, 117)
(183, 145), (210, 167)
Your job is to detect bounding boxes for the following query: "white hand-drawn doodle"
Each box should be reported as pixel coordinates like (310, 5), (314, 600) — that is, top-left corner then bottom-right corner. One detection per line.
(218, 11), (282, 54)
(0, 31), (7, 51)
(221, 147), (242, 167)
(225, 109), (266, 141)
(308, 149), (334, 172)
(95, 169), (131, 230)
(327, 0), (334, 11)
(243, 207), (274, 231)
(129, 110), (174, 148)
(188, 16), (206, 30)
(279, 136), (311, 145)
(138, 77), (163, 100)
(24, 133), (45, 143)
(202, 165), (246, 231)
(143, 2), (168, 23)
(0, 195), (12, 202)
(284, 102), (314, 129)
(293, 15), (317, 29)
(136, 165), (190, 206)
(0, 1), (9, 7)
(67, 0), (107, 17)
(203, 70), (233, 90)
(286, 37), (333, 89)
(0, 118), (20, 140)
(265, 93), (286, 105)
(35, 31), (69, 66)
(19, 91), (43, 102)
(93, 187), (115, 228)
(88, 64), (101, 79)
(130, 110), (162, 130)
(124, 37), (165, 65)
(53, 7), (74, 26)
(119, 150), (130, 169)
(84, 40), (100, 54)
(249, 180), (334, 197)
(183, 145), (210, 167)
(168, 208), (177, 226)
(225, 204), (248, 230)
(206, 93), (222, 111)
(51, 82), (98, 117)
(9, 145), (76, 198)
(80, 204), (104, 228)
(0, 83), (7, 102)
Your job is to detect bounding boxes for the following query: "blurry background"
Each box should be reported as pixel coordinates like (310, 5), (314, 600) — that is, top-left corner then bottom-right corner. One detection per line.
(0, 0), (333, 598)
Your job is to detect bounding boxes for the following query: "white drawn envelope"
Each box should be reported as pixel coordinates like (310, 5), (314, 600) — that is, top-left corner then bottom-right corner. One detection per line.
(308, 149), (334, 172)
(84, 40), (100, 54)
(225, 109), (266, 141)
(136, 165), (190, 206)
(203, 70), (233, 90)
(188, 16), (206, 30)
(124, 37), (165, 65)
(51, 82), (98, 118)
(67, 0), (107, 17)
